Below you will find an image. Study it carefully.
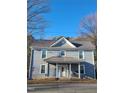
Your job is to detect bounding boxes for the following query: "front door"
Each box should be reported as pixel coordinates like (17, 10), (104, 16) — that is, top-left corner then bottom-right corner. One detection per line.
(62, 66), (66, 77)
(58, 65), (68, 78)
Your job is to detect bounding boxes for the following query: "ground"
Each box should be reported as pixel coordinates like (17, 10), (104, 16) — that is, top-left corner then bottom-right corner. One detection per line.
(28, 83), (96, 93)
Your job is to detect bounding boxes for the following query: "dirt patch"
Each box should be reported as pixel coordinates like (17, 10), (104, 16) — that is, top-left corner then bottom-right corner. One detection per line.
(27, 78), (97, 84)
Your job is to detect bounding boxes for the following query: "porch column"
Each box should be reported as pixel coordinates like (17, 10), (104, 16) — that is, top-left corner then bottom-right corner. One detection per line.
(78, 63), (81, 79)
(56, 63), (58, 78)
(69, 64), (71, 78)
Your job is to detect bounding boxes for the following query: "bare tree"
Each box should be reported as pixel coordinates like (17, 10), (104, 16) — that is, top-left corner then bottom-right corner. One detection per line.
(79, 13), (97, 46)
(79, 13), (97, 63)
(27, 0), (50, 36)
(27, 0), (49, 79)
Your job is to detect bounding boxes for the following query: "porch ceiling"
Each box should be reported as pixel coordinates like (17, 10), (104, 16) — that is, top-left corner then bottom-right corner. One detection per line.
(44, 57), (82, 64)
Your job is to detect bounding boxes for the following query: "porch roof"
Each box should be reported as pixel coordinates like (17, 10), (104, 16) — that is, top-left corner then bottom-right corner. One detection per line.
(44, 57), (82, 64)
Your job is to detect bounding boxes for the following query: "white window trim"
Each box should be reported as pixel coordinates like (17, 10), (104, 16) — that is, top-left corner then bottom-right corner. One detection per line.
(78, 51), (80, 59)
(59, 50), (66, 57)
(40, 64), (47, 74)
(83, 51), (85, 60)
(78, 51), (85, 59)
(41, 49), (47, 59)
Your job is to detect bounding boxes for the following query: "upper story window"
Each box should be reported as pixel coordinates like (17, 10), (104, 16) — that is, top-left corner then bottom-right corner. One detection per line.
(79, 51), (84, 59)
(59, 50), (65, 57)
(41, 49), (47, 58)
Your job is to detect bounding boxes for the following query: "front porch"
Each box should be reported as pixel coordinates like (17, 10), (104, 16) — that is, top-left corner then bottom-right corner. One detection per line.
(47, 63), (84, 79)
(56, 63), (81, 79)
(45, 57), (85, 79)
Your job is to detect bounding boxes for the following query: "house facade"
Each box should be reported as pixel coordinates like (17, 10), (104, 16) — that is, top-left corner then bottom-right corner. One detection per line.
(28, 37), (96, 79)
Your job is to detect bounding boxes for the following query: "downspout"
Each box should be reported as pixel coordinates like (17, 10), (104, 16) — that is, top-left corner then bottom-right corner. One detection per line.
(28, 47), (34, 80)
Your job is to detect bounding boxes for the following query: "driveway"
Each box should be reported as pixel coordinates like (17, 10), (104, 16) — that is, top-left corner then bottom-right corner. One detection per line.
(28, 83), (97, 93)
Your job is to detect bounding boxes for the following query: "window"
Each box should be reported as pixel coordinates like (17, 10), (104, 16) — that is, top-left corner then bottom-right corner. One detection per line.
(59, 50), (65, 57)
(41, 65), (45, 74)
(79, 51), (84, 59)
(79, 51), (83, 59)
(41, 49), (47, 58)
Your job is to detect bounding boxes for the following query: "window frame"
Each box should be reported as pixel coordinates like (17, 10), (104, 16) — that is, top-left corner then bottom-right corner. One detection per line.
(59, 50), (66, 57)
(41, 49), (47, 59)
(79, 51), (85, 59)
(40, 64), (46, 74)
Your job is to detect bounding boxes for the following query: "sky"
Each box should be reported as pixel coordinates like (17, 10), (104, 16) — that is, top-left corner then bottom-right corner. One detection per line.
(34, 0), (96, 39)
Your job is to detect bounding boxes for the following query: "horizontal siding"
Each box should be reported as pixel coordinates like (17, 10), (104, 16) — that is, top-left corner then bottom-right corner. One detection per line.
(32, 50), (47, 79)
(66, 51), (79, 59)
(31, 49), (95, 79)
(49, 64), (56, 77)
(84, 51), (94, 64)
(47, 51), (60, 58)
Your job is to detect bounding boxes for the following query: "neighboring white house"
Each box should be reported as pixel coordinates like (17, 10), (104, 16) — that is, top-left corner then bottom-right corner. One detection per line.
(28, 37), (96, 79)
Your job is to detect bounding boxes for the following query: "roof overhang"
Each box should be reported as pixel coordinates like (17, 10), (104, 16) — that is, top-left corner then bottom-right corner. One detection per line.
(32, 46), (95, 51)
(44, 57), (82, 64)
(47, 61), (80, 64)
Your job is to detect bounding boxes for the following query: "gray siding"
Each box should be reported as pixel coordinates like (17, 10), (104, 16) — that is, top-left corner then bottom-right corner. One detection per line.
(83, 51), (95, 78)
(66, 51), (79, 59)
(49, 64), (56, 77)
(47, 51), (60, 58)
(31, 49), (95, 79)
(32, 50), (48, 79)
(84, 51), (94, 64)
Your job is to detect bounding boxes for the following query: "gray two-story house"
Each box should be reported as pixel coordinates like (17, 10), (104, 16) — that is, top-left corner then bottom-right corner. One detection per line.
(28, 37), (96, 79)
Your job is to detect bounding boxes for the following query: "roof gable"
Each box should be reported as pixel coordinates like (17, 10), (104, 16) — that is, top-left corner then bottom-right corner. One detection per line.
(31, 37), (95, 50)
(50, 37), (76, 48)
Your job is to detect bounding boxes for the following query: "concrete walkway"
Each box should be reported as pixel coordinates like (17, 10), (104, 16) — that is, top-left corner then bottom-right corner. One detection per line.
(28, 83), (97, 93)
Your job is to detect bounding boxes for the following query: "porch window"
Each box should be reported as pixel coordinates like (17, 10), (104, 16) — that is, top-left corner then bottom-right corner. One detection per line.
(41, 49), (47, 58)
(41, 65), (45, 74)
(81, 65), (85, 74)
